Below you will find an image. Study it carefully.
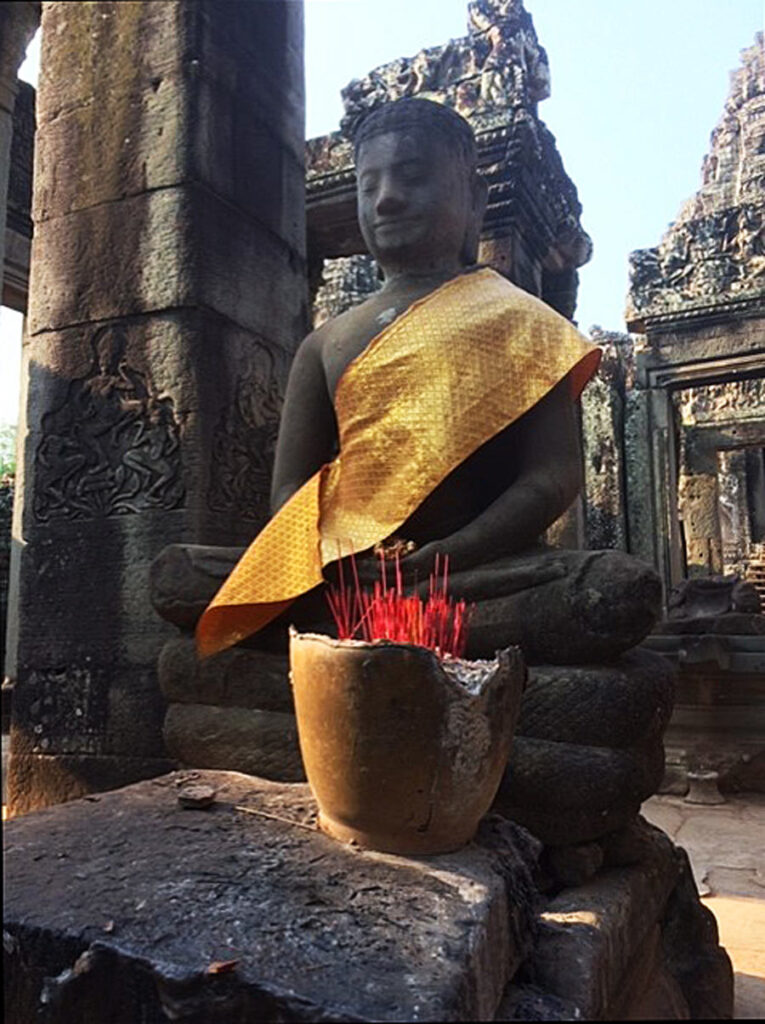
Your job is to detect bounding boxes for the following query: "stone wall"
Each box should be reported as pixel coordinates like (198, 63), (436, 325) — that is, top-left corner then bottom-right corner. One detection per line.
(0, 2), (39, 309)
(581, 328), (633, 552)
(3, 80), (34, 311)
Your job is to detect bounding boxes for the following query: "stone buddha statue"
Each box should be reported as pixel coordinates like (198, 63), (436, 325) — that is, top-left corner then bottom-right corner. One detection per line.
(152, 98), (674, 860)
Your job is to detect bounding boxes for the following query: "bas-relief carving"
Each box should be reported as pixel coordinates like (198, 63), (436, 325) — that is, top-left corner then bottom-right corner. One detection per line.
(34, 326), (185, 523)
(312, 255), (380, 328)
(207, 345), (283, 523)
(673, 377), (765, 427)
(629, 203), (765, 318)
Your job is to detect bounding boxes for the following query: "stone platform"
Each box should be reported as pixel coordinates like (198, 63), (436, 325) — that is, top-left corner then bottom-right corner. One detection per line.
(4, 771), (733, 1022)
(4, 771), (539, 1023)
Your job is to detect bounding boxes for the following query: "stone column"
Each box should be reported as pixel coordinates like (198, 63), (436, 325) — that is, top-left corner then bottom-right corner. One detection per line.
(0, 3), (39, 293)
(8, 0), (307, 814)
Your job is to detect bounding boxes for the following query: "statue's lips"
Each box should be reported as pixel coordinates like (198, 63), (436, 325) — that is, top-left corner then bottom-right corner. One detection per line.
(373, 217), (421, 229)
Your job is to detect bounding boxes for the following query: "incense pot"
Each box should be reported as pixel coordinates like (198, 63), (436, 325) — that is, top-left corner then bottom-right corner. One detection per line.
(289, 630), (525, 855)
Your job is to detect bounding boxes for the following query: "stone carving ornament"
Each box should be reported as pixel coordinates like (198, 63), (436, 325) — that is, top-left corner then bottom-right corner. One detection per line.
(34, 326), (184, 522)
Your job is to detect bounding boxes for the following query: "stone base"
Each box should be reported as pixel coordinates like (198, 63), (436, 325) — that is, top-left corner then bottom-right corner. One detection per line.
(495, 651), (675, 845)
(3, 772), (733, 1022)
(501, 820), (733, 1019)
(163, 703), (304, 781)
(4, 771), (538, 1023)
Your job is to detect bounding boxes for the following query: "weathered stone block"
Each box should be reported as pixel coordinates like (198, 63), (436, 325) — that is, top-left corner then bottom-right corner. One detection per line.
(623, 385), (657, 569)
(34, 71), (305, 253)
(6, 753), (175, 817)
(163, 703), (304, 782)
(28, 187), (196, 333)
(158, 637), (291, 711)
(33, 68), (188, 221)
(543, 841), (604, 888)
(660, 845), (735, 1019)
(196, 187), (307, 340)
(194, 2), (305, 162)
(29, 185), (306, 338)
(4, 771), (538, 1022)
(192, 75), (306, 251)
(530, 823), (685, 1017)
(37, 2), (182, 126)
(10, 666), (168, 760)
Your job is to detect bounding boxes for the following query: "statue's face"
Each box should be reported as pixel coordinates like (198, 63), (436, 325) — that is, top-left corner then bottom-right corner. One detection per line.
(356, 130), (478, 272)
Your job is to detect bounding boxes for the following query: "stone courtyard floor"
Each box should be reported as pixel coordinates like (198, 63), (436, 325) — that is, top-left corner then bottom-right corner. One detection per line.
(642, 792), (765, 1019)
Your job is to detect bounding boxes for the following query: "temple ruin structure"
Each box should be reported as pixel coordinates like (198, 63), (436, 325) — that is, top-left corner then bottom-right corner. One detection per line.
(2, 4), (741, 1020)
(628, 33), (765, 794)
(1, 1), (763, 808)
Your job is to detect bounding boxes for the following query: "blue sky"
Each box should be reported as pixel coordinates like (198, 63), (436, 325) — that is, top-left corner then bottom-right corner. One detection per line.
(1, 0), (763, 425)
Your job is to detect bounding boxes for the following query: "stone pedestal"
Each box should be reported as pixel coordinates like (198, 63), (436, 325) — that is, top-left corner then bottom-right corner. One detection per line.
(3, 771), (733, 1022)
(7, 0), (308, 815)
(3, 771), (539, 1023)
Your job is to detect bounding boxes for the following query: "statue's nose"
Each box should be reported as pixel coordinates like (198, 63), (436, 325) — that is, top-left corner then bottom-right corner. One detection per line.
(375, 177), (407, 216)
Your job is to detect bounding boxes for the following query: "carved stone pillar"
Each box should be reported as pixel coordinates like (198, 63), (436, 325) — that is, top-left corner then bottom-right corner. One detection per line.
(7, 0), (307, 814)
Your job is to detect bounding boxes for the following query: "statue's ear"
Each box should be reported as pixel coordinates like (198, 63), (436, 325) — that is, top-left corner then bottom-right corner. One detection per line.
(461, 173), (489, 265)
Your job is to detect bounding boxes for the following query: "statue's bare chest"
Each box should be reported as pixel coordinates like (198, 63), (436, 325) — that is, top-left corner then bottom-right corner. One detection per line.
(320, 288), (431, 400)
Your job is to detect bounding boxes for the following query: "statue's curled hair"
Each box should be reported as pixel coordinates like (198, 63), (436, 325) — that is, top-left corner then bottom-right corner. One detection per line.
(353, 98), (477, 172)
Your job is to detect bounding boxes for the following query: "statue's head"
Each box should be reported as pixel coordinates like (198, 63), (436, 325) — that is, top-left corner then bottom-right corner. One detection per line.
(353, 98), (488, 276)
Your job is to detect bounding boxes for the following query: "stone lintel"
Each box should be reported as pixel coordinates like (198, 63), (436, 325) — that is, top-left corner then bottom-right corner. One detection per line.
(3, 771), (537, 1023)
(627, 293), (765, 337)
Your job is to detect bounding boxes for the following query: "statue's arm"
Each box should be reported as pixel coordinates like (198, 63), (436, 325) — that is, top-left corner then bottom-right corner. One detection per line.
(402, 377), (582, 573)
(270, 333), (337, 514)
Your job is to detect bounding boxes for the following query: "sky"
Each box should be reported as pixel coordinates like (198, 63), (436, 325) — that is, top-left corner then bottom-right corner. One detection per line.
(1, 0), (763, 426)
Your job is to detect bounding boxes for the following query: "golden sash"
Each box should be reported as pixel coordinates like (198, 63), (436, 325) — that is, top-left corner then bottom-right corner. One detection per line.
(196, 268), (601, 657)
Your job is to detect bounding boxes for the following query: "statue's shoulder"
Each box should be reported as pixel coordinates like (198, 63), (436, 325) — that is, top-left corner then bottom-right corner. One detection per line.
(311, 291), (387, 348)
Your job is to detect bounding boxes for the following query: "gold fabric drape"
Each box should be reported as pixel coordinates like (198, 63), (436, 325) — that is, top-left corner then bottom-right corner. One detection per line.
(197, 268), (601, 657)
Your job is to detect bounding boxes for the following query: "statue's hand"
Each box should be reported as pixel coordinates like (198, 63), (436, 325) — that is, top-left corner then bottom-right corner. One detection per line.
(340, 544), (444, 593)
(397, 541), (454, 591)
